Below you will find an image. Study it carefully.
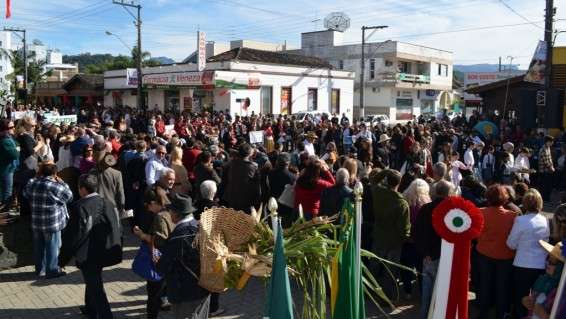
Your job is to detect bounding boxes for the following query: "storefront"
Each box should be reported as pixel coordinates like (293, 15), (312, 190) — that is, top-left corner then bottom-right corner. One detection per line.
(104, 47), (355, 119)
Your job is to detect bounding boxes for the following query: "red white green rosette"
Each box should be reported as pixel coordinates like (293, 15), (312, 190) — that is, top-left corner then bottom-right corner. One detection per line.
(432, 196), (484, 319)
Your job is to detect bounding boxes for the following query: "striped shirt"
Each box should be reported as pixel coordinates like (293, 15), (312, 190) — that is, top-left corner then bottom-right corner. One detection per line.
(23, 176), (73, 233)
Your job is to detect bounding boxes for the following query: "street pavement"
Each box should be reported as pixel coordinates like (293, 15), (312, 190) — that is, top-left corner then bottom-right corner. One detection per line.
(0, 228), (418, 319)
(1, 192), (560, 319)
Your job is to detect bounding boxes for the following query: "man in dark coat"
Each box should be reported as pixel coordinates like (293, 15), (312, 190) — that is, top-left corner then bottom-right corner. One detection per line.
(319, 168), (353, 217)
(59, 174), (123, 319)
(220, 143), (261, 213)
(156, 194), (209, 318)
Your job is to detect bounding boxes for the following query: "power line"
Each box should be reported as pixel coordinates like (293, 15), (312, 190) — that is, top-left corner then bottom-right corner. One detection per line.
(498, 0), (544, 30)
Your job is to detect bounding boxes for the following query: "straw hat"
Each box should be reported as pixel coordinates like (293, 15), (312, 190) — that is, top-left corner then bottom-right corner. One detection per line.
(378, 134), (390, 144)
(539, 240), (566, 263)
(59, 135), (76, 143)
(306, 131), (318, 140)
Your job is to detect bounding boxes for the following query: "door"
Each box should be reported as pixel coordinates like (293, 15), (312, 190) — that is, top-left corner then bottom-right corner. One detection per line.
(307, 88), (318, 111)
(281, 87), (292, 115)
(260, 86), (272, 114)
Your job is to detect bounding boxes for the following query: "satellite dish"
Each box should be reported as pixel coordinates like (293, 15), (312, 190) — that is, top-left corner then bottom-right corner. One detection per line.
(324, 12), (350, 32)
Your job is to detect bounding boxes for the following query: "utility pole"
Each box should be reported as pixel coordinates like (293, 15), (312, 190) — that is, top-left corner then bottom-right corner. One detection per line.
(543, 0), (555, 127)
(113, 0), (143, 110)
(360, 25), (388, 119)
(4, 27), (27, 106)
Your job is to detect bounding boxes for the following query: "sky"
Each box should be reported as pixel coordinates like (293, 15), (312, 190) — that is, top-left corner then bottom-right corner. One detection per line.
(2, 0), (566, 68)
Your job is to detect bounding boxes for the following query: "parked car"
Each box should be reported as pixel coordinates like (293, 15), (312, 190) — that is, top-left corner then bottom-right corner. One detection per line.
(364, 114), (390, 127)
(294, 111), (329, 122)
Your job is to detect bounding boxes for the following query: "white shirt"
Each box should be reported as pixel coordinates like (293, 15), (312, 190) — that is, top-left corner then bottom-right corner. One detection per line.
(450, 160), (466, 187)
(464, 148), (475, 168)
(482, 153), (495, 170)
(506, 213), (549, 269)
(514, 154), (531, 181)
(304, 141), (315, 156)
(145, 158), (166, 186)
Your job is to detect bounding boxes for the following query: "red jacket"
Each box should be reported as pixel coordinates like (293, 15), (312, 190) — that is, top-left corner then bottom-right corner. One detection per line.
(294, 170), (335, 216)
(182, 148), (201, 180)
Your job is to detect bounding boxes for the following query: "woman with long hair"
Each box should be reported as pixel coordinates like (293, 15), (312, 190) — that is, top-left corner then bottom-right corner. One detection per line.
(401, 178), (431, 297)
(294, 158), (335, 220)
(169, 146), (191, 195)
(342, 157), (359, 188)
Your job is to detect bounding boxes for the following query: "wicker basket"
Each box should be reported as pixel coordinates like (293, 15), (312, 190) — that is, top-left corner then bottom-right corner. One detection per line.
(198, 207), (256, 292)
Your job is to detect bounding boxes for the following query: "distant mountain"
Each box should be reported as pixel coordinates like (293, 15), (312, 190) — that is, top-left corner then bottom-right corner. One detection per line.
(454, 64), (523, 73)
(152, 56), (176, 64)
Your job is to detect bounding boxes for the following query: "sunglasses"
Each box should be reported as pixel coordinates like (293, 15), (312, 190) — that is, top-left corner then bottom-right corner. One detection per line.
(8, 126), (14, 129)
(157, 151), (166, 155)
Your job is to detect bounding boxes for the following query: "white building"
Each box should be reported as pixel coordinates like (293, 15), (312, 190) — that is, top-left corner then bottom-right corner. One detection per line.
(0, 31), (14, 93)
(104, 47), (354, 119)
(288, 30), (454, 121)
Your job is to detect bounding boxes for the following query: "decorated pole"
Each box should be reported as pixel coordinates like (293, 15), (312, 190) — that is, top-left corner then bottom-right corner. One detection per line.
(353, 181), (363, 307)
(430, 196), (484, 319)
(268, 197), (279, 239)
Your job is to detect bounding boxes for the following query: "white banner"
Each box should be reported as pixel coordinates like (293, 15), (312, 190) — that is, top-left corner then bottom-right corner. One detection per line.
(43, 114), (77, 125)
(249, 130), (264, 144)
(12, 110), (35, 120)
(164, 124), (175, 136)
(197, 31), (206, 72)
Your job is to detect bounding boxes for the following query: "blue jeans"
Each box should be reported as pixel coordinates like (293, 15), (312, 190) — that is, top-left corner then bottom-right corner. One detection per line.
(33, 230), (62, 276)
(0, 162), (16, 204)
(420, 258), (439, 319)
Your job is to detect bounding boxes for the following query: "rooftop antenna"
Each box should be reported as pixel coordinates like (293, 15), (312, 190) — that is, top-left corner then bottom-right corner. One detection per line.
(324, 12), (351, 32)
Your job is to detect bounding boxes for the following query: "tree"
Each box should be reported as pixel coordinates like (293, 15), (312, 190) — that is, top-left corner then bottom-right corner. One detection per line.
(0, 48), (53, 101)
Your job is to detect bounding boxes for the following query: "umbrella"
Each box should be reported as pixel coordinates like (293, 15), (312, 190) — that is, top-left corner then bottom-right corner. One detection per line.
(473, 121), (499, 138)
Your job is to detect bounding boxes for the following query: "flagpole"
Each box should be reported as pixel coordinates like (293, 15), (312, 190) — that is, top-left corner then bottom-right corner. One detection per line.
(353, 181), (364, 313)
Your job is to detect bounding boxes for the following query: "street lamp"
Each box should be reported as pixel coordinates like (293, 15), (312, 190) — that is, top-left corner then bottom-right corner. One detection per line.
(105, 31), (133, 52)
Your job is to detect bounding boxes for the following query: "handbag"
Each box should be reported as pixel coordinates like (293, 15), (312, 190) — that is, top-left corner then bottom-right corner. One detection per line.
(278, 183), (295, 208)
(132, 242), (162, 282)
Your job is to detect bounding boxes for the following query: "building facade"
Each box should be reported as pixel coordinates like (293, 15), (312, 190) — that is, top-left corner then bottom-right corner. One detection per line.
(0, 31), (14, 93)
(104, 47), (354, 119)
(288, 30), (454, 121)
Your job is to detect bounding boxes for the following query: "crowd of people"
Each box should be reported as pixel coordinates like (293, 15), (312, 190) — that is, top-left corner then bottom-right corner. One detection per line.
(1, 104), (566, 319)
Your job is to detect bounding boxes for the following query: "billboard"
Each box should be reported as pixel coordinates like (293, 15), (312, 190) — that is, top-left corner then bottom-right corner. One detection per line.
(463, 71), (523, 102)
(197, 31), (206, 72)
(524, 40), (547, 85)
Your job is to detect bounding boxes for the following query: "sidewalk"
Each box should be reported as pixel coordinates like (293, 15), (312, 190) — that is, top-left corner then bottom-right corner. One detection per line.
(0, 230), (417, 319)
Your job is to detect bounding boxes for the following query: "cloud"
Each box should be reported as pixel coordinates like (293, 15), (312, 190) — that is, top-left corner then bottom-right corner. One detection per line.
(1, 0), (563, 69)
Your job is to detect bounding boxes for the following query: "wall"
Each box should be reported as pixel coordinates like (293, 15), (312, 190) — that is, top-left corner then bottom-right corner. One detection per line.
(148, 90), (164, 110)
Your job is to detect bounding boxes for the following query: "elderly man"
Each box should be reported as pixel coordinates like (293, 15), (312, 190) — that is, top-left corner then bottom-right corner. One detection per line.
(319, 168), (353, 216)
(90, 142), (125, 217)
(24, 163), (73, 279)
(156, 194), (209, 318)
(146, 145), (168, 186)
(371, 169), (410, 297)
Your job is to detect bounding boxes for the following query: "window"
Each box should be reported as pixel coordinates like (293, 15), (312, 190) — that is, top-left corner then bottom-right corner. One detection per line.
(438, 64), (448, 77)
(339, 60), (344, 70)
(417, 90), (420, 99)
(398, 61), (410, 73)
(331, 89), (340, 114)
(260, 86), (272, 114)
(308, 88), (318, 111)
(369, 59), (375, 80)
(385, 60), (393, 67)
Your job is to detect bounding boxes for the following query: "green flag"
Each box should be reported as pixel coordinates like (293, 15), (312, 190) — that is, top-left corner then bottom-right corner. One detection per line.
(264, 220), (294, 319)
(331, 200), (365, 319)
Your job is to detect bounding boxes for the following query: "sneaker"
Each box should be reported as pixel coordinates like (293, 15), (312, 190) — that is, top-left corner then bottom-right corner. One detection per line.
(45, 271), (67, 279)
(160, 301), (172, 311)
(209, 308), (225, 316)
(79, 305), (90, 315)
